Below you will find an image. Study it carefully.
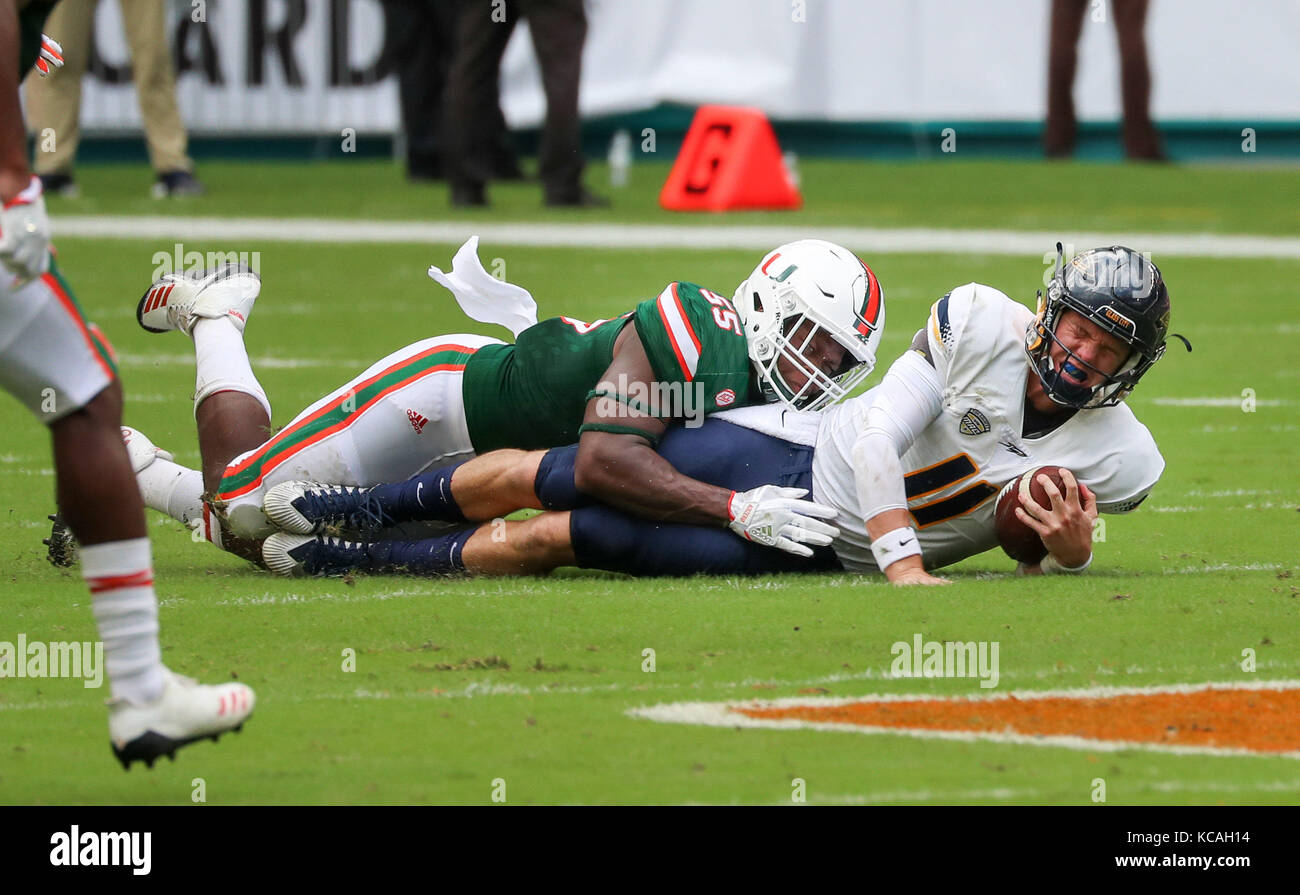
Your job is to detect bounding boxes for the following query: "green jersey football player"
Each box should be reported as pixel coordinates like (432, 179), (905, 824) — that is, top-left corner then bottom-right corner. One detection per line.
(122, 239), (886, 564)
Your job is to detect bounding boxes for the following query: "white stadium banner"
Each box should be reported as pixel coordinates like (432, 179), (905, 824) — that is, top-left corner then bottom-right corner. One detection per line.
(69, 0), (1300, 136)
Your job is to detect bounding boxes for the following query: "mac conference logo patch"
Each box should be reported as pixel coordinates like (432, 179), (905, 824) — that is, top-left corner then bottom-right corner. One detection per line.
(959, 408), (991, 436)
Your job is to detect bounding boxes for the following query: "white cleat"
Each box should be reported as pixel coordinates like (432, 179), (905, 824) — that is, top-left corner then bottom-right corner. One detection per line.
(263, 480), (396, 538)
(136, 264), (260, 336)
(263, 481), (324, 534)
(120, 426), (174, 475)
(262, 532), (315, 576)
(108, 668), (255, 770)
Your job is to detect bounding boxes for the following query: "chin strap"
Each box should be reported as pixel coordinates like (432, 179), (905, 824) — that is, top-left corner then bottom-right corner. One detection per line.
(1170, 332), (1192, 352)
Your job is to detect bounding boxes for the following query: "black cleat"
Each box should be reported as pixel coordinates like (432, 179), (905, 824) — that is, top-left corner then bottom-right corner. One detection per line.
(43, 513), (77, 567)
(40, 172), (80, 198)
(152, 169), (205, 198)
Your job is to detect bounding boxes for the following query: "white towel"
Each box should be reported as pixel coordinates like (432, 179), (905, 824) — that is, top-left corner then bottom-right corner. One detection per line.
(427, 236), (539, 339)
(713, 402), (823, 447)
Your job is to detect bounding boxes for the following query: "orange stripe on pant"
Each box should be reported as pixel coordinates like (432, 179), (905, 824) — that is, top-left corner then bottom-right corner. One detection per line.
(221, 342), (476, 481)
(41, 273), (116, 383)
(217, 344), (476, 502)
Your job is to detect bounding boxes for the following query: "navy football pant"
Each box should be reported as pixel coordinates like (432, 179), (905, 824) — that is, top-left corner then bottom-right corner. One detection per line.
(533, 419), (841, 576)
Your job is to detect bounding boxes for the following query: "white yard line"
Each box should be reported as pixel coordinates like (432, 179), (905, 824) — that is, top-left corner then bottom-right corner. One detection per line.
(115, 352), (368, 369)
(50, 215), (1300, 259)
(1162, 562), (1284, 573)
(819, 779), (1300, 804)
(1149, 397), (1291, 407)
(256, 666), (1300, 705)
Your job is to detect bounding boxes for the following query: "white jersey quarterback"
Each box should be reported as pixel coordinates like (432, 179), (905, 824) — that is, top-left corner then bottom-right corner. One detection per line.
(811, 283), (1165, 573)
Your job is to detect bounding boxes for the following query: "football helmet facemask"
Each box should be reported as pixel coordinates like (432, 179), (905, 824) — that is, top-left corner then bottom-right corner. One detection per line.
(733, 239), (885, 412)
(1026, 243), (1188, 409)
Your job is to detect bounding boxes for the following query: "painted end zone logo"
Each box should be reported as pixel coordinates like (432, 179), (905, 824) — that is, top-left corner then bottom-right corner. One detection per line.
(628, 681), (1300, 759)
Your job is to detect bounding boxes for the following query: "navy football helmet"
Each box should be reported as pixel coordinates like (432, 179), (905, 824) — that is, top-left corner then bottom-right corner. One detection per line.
(1026, 243), (1188, 408)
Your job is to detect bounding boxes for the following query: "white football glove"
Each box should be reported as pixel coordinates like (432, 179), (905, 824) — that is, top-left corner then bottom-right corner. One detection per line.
(727, 485), (840, 557)
(0, 176), (52, 284)
(34, 35), (64, 77)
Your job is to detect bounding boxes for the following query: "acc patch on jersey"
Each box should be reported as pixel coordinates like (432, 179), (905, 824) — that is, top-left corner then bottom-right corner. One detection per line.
(958, 408), (991, 436)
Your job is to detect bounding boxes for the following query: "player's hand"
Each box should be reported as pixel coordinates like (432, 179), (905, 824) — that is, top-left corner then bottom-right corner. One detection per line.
(727, 485), (840, 557)
(0, 177), (52, 285)
(891, 568), (951, 586)
(883, 555), (951, 586)
(34, 35), (64, 77)
(1015, 468), (1096, 568)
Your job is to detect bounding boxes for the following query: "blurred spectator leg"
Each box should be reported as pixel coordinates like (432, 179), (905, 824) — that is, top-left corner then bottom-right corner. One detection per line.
(491, 101), (524, 180)
(1044, 0), (1087, 158)
(522, 0), (602, 206)
(443, 0), (516, 206)
(120, 0), (202, 196)
(385, 0), (447, 180)
(24, 0), (97, 195)
(1113, 0), (1165, 160)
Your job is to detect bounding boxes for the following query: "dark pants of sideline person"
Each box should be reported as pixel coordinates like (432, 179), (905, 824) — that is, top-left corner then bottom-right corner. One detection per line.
(1044, 0), (1165, 160)
(383, 0), (520, 180)
(442, 0), (588, 203)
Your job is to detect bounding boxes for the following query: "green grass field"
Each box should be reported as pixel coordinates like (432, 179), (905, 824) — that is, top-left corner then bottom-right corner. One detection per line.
(1, 159), (1297, 805)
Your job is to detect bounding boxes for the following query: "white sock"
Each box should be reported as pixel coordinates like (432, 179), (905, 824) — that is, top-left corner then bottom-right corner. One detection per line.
(199, 507), (224, 550)
(135, 455), (205, 526)
(192, 316), (271, 420)
(82, 538), (166, 704)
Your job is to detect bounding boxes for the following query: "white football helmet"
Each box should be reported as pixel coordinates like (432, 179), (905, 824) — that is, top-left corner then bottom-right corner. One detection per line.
(733, 239), (885, 411)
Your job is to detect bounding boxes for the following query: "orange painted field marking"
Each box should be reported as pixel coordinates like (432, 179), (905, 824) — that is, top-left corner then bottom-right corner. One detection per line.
(737, 687), (1299, 754)
(629, 682), (1300, 759)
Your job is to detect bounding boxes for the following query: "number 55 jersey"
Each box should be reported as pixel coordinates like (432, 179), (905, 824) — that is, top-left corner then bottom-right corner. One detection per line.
(812, 283), (1165, 573)
(214, 280), (755, 536)
(461, 281), (754, 452)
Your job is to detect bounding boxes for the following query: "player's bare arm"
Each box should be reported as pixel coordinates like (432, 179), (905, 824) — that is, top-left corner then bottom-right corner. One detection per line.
(575, 326), (838, 557)
(0, 1), (51, 283)
(872, 329), (952, 585)
(850, 329), (951, 586)
(0, 0), (28, 200)
(575, 324), (731, 523)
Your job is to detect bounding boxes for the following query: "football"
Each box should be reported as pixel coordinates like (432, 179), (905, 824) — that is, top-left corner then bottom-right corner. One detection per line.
(994, 465), (1070, 564)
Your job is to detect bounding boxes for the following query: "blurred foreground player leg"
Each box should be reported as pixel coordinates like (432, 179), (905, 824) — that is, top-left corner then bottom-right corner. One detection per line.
(1, 0), (252, 769)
